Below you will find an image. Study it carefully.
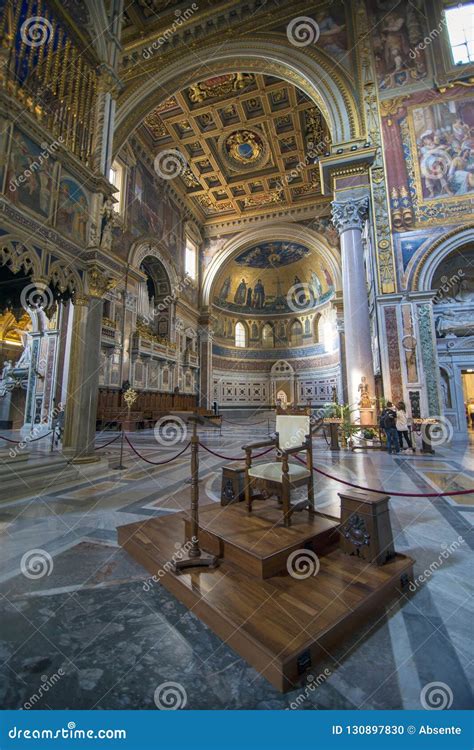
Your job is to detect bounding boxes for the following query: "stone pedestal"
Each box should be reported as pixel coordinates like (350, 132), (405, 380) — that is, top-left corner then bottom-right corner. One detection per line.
(360, 408), (375, 426)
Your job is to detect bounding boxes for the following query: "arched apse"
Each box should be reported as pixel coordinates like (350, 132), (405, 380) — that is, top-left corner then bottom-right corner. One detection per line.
(411, 225), (474, 292)
(114, 36), (362, 154)
(128, 239), (179, 291)
(202, 223), (341, 309)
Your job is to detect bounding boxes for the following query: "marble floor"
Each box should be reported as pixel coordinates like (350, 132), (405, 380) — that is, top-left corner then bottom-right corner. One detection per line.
(0, 416), (473, 710)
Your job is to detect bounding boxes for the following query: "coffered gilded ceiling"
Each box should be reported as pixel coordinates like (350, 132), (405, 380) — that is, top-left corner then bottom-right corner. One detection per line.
(139, 73), (331, 223)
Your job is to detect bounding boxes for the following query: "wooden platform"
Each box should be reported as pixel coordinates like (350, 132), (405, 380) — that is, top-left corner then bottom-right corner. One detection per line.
(185, 504), (339, 578)
(118, 507), (414, 693)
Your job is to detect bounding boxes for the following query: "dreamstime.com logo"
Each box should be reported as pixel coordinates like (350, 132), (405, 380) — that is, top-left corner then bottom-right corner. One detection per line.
(142, 538), (198, 590)
(20, 282), (54, 312)
(286, 282), (316, 313)
(20, 16), (53, 47)
(287, 549), (320, 579)
(8, 722), (127, 740)
(20, 549), (53, 580)
(154, 681), (187, 710)
(420, 681), (453, 710)
(154, 415), (187, 446)
(154, 149), (187, 180)
(287, 16), (320, 46)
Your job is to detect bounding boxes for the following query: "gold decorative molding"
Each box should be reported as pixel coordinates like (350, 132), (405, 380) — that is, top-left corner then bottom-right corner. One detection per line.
(87, 266), (116, 298)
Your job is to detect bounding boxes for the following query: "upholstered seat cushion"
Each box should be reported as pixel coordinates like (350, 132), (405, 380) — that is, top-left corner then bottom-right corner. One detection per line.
(248, 462), (310, 483)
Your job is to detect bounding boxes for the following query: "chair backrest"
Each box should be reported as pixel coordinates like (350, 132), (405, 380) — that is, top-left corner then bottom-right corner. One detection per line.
(276, 415), (310, 451)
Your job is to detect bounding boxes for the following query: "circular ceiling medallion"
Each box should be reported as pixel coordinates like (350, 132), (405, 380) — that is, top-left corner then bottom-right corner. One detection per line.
(219, 128), (269, 172)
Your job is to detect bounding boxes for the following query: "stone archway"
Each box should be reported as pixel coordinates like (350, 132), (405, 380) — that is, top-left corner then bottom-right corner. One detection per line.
(202, 223), (341, 309)
(114, 36), (361, 154)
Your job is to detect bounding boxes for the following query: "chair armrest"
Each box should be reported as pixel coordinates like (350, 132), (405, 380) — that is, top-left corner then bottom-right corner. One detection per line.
(281, 443), (307, 456)
(242, 436), (276, 452)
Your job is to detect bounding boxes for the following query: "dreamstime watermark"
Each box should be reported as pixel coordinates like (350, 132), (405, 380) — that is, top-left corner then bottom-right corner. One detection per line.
(154, 681), (187, 710)
(20, 548), (53, 580)
(433, 269), (465, 304)
(275, 134), (331, 190)
(142, 537), (198, 591)
(20, 281), (54, 312)
(20, 16), (53, 47)
(286, 282), (316, 313)
(409, 535), (465, 592)
(287, 16), (320, 47)
(154, 148), (187, 180)
(420, 681), (453, 710)
(421, 415), (453, 448)
(142, 4), (198, 59)
(8, 138), (63, 193)
(287, 548), (320, 579)
(409, 15), (447, 59)
(22, 669), (65, 710)
(153, 415), (187, 446)
(286, 668), (332, 709)
(141, 275), (193, 324)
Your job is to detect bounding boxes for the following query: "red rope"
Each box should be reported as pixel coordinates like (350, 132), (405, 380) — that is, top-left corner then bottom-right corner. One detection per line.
(94, 434), (121, 450)
(0, 431), (52, 444)
(295, 456), (474, 497)
(125, 435), (191, 465)
(199, 442), (274, 461)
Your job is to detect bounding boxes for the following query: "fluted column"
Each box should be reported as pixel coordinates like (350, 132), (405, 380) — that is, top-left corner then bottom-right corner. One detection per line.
(331, 196), (375, 412)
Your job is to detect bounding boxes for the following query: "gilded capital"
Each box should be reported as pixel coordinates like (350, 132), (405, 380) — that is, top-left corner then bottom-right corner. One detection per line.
(331, 196), (369, 235)
(73, 294), (90, 307)
(87, 265), (116, 298)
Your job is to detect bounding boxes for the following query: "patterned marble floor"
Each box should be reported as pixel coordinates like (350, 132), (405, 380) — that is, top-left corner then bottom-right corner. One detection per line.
(0, 417), (473, 710)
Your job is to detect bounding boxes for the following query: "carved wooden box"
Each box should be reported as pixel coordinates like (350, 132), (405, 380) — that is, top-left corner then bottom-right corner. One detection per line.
(338, 490), (395, 565)
(221, 463), (246, 506)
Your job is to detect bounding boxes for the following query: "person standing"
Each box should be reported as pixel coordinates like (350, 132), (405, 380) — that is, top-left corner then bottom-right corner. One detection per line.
(396, 401), (413, 452)
(380, 401), (400, 455)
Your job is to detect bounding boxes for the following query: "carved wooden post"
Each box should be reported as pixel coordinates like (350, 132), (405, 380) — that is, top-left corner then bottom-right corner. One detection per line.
(174, 415), (218, 572)
(281, 452), (291, 527)
(338, 490), (395, 565)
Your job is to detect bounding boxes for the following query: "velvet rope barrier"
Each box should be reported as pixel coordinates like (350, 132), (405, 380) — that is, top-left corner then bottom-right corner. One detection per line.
(94, 434), (121, 450)
(124, 435), (191, 465)
(199, 442), (274, 461)
(0, 431), (53, 444)
(295, 456), (474, 497)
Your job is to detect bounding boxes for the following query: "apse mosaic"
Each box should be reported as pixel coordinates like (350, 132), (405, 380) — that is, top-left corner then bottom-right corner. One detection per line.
(213, 241), (334, 315)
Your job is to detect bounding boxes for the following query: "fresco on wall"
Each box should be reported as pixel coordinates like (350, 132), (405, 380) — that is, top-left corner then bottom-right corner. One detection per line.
(313, 5), (349, 67)
(213, 241), (334, 315)
(369, 0), (428, 90)
(411, 97), (474, 200)
(7, 130), (55, 218)
(56, 175), (89, 244)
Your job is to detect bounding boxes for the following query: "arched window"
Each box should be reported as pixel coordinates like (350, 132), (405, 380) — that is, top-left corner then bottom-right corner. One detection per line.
(289, 320), (303, 346)
(235, 322), (246, 348)
(262, 323), (274, 348)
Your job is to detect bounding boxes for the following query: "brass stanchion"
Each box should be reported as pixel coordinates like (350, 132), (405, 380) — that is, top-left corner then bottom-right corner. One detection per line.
(174, 415), (218, 573)
(113, 387), (137, 471)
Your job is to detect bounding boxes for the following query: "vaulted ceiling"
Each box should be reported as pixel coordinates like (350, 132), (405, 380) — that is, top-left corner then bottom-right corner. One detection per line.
(137, 72), (331, 223)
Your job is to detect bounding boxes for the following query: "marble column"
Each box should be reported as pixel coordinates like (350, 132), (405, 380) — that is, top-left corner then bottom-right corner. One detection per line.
(62, 268), (112, 462)
(198, 312), (214, 409)
(331, 196), (375, 413)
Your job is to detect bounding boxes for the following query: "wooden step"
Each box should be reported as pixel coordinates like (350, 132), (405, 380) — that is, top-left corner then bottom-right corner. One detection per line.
(184, 503), (340, 578)
(118, 514), (414, 693)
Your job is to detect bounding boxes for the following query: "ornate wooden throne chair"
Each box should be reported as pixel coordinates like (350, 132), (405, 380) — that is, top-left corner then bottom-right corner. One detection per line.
(242, 415), (315, 527)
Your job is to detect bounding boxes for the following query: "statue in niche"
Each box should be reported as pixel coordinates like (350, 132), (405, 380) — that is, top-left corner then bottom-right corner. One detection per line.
(358, 376), (372, 409)
(234, 278), (247, 305)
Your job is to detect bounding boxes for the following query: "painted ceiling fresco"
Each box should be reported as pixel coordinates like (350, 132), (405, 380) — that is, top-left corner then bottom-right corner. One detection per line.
(213, 241), (335, 315)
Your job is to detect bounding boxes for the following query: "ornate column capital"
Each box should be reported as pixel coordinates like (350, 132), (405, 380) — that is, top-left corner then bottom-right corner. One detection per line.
(86, 265), (116, 299)
(331, 196), (369, 235)
(72, 294), (90, 307)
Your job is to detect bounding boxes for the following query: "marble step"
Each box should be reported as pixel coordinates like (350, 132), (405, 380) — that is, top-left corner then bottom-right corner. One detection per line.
(0, 455), (108, 504)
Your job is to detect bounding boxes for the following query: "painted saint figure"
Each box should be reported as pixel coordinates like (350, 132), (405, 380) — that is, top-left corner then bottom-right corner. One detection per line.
(234, 278), (247, 305)
(253, 279), (265, 309)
